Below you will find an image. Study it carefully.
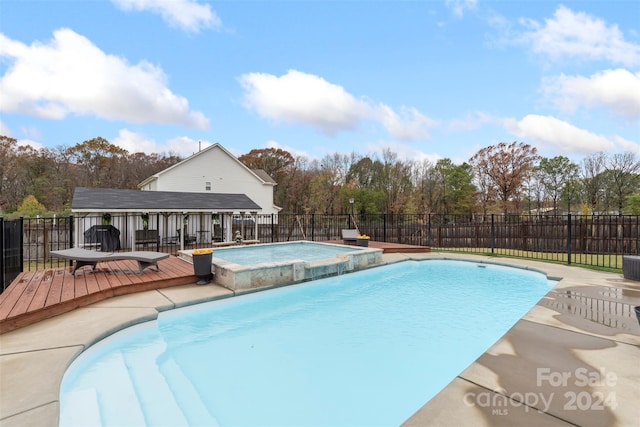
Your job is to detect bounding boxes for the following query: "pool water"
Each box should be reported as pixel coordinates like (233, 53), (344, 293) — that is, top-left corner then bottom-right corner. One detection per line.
(211, 241), (362, 265)
(60, 260), (554, 427)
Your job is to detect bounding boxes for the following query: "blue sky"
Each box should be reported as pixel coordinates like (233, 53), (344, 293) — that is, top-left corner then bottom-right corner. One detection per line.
(1, 0), (638, 164)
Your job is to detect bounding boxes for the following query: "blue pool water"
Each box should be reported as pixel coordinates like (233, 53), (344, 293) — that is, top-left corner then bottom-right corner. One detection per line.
(211, 241), (363, 265)
(60, 260), (554, 427)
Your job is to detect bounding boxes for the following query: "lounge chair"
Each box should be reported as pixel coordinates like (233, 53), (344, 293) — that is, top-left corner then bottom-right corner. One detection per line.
(341, 229), (360, 245)
(50, 248), (169, 275)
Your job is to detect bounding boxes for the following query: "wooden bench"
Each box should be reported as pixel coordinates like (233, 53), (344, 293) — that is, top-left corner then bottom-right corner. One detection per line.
(51, 248), (169, 275)
(341, 229), (360, 245)
(135, 229), (159, 246)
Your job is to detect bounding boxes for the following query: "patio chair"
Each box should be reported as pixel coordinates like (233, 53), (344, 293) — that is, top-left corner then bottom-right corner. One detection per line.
(51, 248), (169, 275)
(341, 229), (360, 245)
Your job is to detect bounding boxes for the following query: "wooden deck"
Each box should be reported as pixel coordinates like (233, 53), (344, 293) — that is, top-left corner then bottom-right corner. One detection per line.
(0, 256), (197, 334)
(324, 240), (431, 254)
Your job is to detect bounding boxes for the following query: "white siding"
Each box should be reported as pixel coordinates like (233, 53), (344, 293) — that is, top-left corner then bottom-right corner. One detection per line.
(149, 145), (277, 215)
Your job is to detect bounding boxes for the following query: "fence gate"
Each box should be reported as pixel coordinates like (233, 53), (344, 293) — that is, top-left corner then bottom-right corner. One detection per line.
(1, 218), (23, 292)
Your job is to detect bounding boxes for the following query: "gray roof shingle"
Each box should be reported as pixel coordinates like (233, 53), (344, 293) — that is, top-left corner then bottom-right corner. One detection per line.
(71, 187), (262, 212)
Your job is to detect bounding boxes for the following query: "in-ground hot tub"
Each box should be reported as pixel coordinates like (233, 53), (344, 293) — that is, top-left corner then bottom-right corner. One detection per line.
(180, 241), (383, 291)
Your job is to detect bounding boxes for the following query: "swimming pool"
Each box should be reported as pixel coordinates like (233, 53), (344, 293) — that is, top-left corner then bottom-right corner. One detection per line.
(59, 260), (555, 426)
(180, 241), (383, 291)
(211, 241), (365, 264)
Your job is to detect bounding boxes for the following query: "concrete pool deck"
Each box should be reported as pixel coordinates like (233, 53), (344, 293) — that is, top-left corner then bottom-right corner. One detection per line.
(1, 253), (639, 426)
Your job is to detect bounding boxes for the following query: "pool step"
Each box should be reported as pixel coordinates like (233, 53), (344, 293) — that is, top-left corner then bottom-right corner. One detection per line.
(59, 387), (102, 426)
(61, 351), (147, 426)
(158, 356), (221, 426)
(121, 341), (190, 426)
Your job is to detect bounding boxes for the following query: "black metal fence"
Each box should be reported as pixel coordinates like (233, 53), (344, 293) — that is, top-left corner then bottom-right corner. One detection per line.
(2, 213), (639, 290)
(1, 218), (24, 291)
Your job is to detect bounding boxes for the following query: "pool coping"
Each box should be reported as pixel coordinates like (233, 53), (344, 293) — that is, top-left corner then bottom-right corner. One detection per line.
(179, 241), (384, 291)
(1, 253), (639, 426)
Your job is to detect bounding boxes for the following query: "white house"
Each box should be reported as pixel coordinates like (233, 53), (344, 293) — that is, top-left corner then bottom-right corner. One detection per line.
(70, 143), (279, 250)
(138, 143), (280, 216)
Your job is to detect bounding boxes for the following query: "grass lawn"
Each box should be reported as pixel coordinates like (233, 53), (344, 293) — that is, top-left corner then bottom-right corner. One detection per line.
(433, 248), (624, 273)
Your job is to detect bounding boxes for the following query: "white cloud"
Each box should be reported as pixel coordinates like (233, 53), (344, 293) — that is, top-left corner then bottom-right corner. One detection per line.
(542, 69), (640, 120)
(240, 70), (372, 136)
(0, 29), (209, 129)
(166, 136), (212, 157)
(112, 129), (160, 154)
(613, 136), (640, 153)
(518, 5), (640, 66)
(111, 0), (220, 32)
(0, 120), (12, 137)
(112, 129), (212, 157)
(445, 0), (477, 18)
(448, 111), (498, 131)
(377, 105), (437, 140)
(265, 140), (312, 161)
(239, 69), (435, 141)
(504, 114), (616, 155)
(365, 140), (441, 163)
(0, 121), (45, 150)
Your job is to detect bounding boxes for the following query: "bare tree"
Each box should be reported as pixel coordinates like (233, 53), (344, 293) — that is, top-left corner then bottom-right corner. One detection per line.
(469, 142), (540, 215)
(581, 152), (607, 213)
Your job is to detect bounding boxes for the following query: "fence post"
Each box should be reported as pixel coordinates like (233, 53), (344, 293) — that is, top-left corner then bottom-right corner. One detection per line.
(311, 213), (315, 241)
(567, 213), (572, 265)
(68, 215), (74, 249)
(383, 213), (387, 242)
(491, 214), (495, 254)
(19, 218), (24, 273)
(271, 214), (275, 243)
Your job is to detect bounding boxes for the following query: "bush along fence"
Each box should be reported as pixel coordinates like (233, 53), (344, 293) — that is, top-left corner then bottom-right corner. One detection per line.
(2, 213), (639, 291)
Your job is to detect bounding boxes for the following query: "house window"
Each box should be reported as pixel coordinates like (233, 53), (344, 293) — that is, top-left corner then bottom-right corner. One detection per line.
(205, 181), (211, 191)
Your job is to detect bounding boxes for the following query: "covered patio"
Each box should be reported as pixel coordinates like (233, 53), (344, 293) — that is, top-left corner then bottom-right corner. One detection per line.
(71, 187), (262, 252)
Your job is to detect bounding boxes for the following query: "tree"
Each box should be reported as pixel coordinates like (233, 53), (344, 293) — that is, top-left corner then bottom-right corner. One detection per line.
(469, 142), (540, 215)
(625, 194), (640, 214)
(605, 152), (640, 213)
(433, 159), (476, 215)
(561, 178), (583, 214)
(412, 159), (438, 214)
(16, 195), (47, 216)
(346, 156), (378, 189)
(446, 162), (476, 215)
(66, 137), (128, 187)
(278, 156), (313, 213)
(581, 152), (607, 213)
(0, 136), (22, 211)
(238, 148), (295, 181)
(536, 156), (579, 212)
(378, 149), (413, 214)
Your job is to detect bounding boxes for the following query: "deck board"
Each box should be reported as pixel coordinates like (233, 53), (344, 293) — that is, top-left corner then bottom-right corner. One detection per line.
(84, 269), (102, 295)
(44, 270), (64, 308)
(26, 273), (51, 312)
(0, 280), (27, 319)
(60, 269), (76, 303)
(74, 273), (88, 298)
(9, 276), (39, 318)
(0, 256), (198, 334)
